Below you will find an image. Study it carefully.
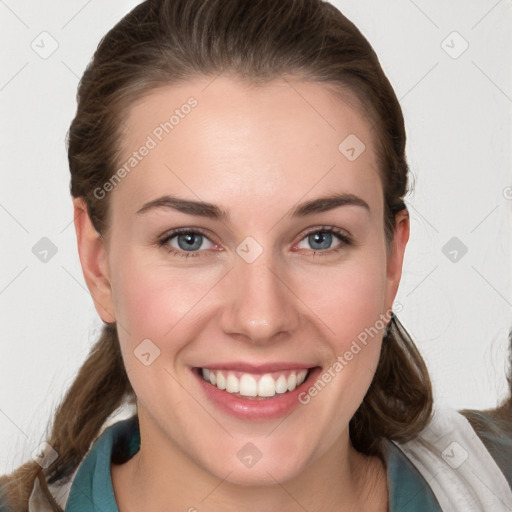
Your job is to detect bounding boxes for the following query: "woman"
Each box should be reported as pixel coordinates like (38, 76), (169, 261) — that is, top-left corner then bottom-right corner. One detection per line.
(1, 0), (511, 510)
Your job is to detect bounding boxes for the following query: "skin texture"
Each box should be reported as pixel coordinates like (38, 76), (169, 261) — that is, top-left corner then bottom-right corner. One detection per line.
(73, 74), (409, 511)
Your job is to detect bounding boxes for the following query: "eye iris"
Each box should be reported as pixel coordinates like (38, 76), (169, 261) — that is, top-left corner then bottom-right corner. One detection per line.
(309, 231), (332, 250)
(178, 233), (202, 251)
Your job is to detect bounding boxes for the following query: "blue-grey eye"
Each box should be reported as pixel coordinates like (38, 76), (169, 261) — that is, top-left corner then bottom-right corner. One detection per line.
(308, 231), (333, 250)
(175, 232), (204, 251)
(164, 231), (211, 252)
(296, 228), (349, 252)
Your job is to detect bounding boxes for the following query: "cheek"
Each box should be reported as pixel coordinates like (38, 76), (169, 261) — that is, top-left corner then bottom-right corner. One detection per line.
(109, 252), (211, 394)
(335, 265), (386, 342)
(296, 251), (387, 343)
(295, 252), (388, 412)
(110, 248), (220, 345)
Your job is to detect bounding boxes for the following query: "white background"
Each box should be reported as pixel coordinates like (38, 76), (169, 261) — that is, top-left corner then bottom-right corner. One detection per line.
(0, 0), (511, 475)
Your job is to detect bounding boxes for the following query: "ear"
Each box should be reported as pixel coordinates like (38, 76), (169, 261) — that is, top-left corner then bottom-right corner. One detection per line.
(73, 197), (116, 324)
(384, 209), (410, 312)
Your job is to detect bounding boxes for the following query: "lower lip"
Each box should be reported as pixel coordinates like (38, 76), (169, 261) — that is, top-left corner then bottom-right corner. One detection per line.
(192, 366), (322, 421)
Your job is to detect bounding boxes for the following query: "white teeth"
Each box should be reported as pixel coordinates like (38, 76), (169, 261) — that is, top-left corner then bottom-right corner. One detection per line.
(258, 374), (276, 397)
(275, 375), (288, 394)
(200, 368), (309, 397)
(287, 373), (296, 391)
(226, 373), (240, 393)
(216, 371), (226, 390)
(239, 374), (258, 397)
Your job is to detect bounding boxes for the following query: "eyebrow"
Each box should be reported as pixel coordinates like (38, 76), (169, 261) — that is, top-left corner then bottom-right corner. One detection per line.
(135, 192), (370, 220)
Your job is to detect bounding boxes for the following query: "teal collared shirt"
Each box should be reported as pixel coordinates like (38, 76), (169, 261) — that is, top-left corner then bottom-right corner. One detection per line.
(63, 415), (446, 512)
(2, 409), (508, 511)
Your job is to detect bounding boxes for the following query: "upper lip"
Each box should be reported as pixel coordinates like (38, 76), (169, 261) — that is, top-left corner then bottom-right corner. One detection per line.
(195, 362), (317, 373)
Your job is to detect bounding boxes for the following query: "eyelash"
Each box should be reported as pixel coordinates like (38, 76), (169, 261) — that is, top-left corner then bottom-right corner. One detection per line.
(157, 226), (353, 259)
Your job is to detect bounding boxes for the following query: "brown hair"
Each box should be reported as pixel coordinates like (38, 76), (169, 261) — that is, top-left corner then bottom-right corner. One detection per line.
(1, 0), (434, 509)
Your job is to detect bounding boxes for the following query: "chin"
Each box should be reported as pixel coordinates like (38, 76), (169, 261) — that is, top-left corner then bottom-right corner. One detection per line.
(204, 451), (307, 487)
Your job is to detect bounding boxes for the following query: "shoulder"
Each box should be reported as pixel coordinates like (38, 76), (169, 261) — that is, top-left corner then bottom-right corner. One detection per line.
(0, 415), (139, 512)
(391, 406), (512, 511)
(458, 401), (512, 490)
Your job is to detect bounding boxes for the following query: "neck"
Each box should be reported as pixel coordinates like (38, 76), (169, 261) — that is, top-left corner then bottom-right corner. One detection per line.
(111, 416), (388, 512)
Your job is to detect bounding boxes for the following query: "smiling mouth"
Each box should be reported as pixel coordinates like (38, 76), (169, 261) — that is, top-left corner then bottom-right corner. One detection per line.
(195, 366), (316, 400)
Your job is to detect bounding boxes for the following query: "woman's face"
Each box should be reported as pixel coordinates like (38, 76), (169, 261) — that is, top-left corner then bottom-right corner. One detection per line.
(75, 75), (409, 484)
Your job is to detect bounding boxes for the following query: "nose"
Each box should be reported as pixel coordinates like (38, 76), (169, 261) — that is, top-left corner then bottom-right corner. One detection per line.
(219, 254), (300, 346)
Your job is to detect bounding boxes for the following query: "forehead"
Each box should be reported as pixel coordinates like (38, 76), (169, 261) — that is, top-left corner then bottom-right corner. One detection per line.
(111, 75), (383, 220)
